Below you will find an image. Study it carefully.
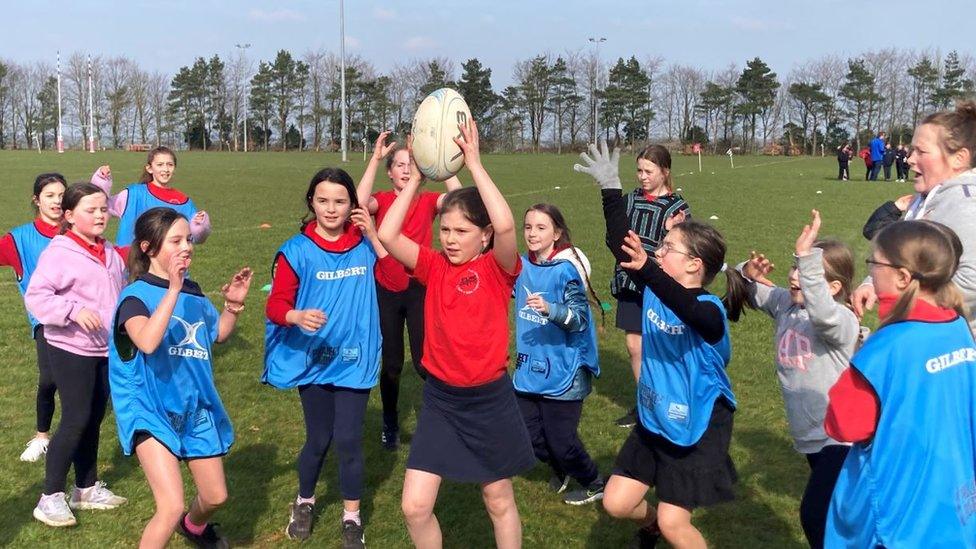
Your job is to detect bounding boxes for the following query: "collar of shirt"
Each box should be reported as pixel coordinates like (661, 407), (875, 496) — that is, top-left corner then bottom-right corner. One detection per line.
(65, 230), (106, 263)
(33, 218), (60, 238)
(905, 298), (958, 322)
(146, 182), (189, 204)
(642, 190), (673, 202)
(302, 221), (362, 252)
(528, 244), (568, 264)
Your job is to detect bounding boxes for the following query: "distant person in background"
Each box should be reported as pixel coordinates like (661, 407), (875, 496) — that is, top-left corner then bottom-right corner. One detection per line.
(882, 143), (896, 181)
(836, 144), (852, 180)
(895, 144), (909, 182)
(869, 131), (886, 180)
(858, 147), (873, 180)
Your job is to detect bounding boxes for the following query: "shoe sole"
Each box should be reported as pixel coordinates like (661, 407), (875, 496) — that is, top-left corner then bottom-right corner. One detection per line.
(68, 501), (126, 511)
(564, 492), (605, 506)
(33, 508), (77, 527)
(20, 455), (43, 463)
(616, 422), (636, 428)
(285, 524), (311, 541)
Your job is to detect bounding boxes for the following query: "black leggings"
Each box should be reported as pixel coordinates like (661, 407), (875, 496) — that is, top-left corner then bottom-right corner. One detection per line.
(517, 395), (599, 486)
(801, 444), (850, 549)
(297, 384), (370, 500)
(43, 344), (109, 495)
(34, 326), (57, 433)
(377, 279), (427, 429)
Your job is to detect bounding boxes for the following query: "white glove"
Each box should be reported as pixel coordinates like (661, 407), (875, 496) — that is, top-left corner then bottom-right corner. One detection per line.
(573, 138), (621, 190)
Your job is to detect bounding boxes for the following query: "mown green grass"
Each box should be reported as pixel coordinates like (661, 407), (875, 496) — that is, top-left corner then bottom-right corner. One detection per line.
(0, 150), (906, 547)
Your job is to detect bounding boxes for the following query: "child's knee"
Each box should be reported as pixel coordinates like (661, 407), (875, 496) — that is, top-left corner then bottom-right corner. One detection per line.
(481, 485), (516, 518)
(401, 494), (434, 524)
(601, 491), (632, 519)
(200, 486), (228, 509)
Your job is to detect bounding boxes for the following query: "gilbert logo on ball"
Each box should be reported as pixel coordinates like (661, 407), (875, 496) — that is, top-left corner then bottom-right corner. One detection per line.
(412, 88), (472, 181)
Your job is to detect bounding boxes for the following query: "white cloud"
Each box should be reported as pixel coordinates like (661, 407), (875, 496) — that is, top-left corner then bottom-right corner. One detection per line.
(373, 7), (396, 20)
(403, 36), (436, 51)
(248, 9), (306, 23)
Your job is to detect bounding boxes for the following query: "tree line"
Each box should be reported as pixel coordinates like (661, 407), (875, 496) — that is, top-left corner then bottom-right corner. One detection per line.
(0, 48), (973, 154)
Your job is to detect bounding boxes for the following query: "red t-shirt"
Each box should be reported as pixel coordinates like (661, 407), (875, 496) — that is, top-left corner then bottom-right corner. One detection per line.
(373, 191), (441, 290)
(411, 246), (521, 387)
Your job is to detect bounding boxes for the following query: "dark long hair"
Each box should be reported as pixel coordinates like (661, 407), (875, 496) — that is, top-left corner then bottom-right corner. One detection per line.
(140, 146), (177, 183)
(60, 183), (107, 234)
(32, 172), (66, 213)
(670, 220), (747, 322)
(525, 203), (606, 328)
(127, 208), (188, 281)
(301, 167), (358, 229)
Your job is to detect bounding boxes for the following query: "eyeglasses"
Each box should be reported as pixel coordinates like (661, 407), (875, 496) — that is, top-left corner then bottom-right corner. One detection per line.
(864, 258), (905, 270)
(657, 241), (696, 258)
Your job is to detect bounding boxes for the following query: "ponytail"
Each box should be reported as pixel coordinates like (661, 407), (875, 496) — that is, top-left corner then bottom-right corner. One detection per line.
(566, 244), (607, 331)
(722, 266), (754, 322)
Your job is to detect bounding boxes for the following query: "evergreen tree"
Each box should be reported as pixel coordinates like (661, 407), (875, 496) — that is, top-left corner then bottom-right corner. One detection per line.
(736, 57), (779, 151)
(932, 51), (976, 110)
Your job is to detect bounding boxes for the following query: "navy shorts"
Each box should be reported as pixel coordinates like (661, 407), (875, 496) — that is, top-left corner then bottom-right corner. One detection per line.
(615, 295), (644, 333)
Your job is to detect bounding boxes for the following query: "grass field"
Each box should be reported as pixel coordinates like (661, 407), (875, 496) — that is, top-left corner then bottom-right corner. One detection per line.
(0, 150), (907, 548)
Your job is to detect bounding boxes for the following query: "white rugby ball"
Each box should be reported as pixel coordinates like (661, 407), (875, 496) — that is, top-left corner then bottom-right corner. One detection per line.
(412, 88), (472, 181)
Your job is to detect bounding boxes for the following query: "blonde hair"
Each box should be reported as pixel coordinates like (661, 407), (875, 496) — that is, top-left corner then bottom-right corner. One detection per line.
(814, 239), (855, 306)
(873, 220), (967, 326)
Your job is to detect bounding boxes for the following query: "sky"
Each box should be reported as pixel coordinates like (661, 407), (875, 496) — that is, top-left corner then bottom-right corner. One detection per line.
(2, 0), (972, 85)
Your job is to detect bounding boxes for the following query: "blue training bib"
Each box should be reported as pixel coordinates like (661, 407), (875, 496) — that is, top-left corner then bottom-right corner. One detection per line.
(115, 183), (198, 246)
(513, 256), (599, 397)
(826, 316), (976, 548)
(263, 233), (381, 390)
(637, 290), (734, 446)
(109, 280), (234, 458)
(9, 222), (54, 331)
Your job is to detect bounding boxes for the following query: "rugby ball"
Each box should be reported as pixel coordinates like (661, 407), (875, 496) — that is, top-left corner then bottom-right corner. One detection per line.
(412, 88), (472, 181)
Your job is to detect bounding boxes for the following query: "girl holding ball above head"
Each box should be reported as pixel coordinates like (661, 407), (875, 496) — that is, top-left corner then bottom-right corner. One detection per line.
(852, 100), (976, 331)
(90, 146), (210, 247)
(378, 122), (535, 549)
(576, 139), (744, 548)
(514, 203), (606, 505)
(0, 173), (66, 463)
(825, 220), (976, 547)
(109, 207), (252, 548)
(264, 168), (394, 547)
(576, 142), (689, 428)
(25, 183), (128, 528)
(356, 130), (462, 450)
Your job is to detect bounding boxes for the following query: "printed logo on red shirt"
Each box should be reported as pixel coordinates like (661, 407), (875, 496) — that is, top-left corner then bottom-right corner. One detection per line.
(456, 269), (480, 294)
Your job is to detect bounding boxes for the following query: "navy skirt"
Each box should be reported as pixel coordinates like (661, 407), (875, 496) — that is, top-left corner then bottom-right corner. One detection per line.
(407, 373), (536, 483)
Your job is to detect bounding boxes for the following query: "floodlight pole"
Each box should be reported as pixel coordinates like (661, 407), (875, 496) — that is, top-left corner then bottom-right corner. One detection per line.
(339, 0), (348, 162)
(236, 43), (251, 152)
(56, 51), (63, 153)
(588, 37), (606, 142)
(87, 54), (95, 153)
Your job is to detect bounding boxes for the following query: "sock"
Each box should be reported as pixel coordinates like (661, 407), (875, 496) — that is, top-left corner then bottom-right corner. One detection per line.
(296, 495), (315, 506)
(184, 513), (207, 536)
(343, 509), (361, 526)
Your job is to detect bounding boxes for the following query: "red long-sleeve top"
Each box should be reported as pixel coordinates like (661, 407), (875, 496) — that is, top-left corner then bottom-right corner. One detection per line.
(824, 300), (959, 443)
(0, 219), (60, 276)
(265, 222), (407, 326)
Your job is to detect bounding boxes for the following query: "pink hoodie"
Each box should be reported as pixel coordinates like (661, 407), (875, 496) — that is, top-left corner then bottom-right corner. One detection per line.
(25, 235), (126, 357)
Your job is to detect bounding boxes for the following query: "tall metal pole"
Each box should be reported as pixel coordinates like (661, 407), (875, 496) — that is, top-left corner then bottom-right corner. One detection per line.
(87, 54), (95, 153)
(588, 37), (606, 141)
(56, 51), (63, 153)
(236, 43), (251, 152)
(339, 0), (347, 162)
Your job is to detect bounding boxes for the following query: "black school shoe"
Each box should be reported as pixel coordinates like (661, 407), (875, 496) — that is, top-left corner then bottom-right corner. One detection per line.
(381, 425), (399, 451)
(615, 407), (638, 428)
(175, 513), (229, 549)
(341, 520), (365, 548)
(286, 502), (314, 541)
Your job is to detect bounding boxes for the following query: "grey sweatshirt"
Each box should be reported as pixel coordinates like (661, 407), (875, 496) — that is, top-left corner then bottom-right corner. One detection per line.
(915, 169), (976, 333)
(740, 249), (859, 454)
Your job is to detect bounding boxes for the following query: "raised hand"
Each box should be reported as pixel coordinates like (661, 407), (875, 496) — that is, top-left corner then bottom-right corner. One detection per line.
(453, 118), (481, 168)
(619, 230), (648, 271)
(573, 137), (621, 190)
(795, 209), (821, 256)
(665, 209), (687, 231)
(221, 267), (253, 304)
(372, 130), (397, 160)
(166, 253), (191, 289)
(350, 207), (376, 238)
(97, 165), (111, 178)
(743, 251), (775, 287)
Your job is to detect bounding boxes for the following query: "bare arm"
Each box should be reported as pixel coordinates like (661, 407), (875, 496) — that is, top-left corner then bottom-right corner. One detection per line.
(454, 120), (518, 273)
(436, 175), (463, 209)
(356, 130), (395, 214)
(377, 177), (422, 270)
(216, 267), (252, 342)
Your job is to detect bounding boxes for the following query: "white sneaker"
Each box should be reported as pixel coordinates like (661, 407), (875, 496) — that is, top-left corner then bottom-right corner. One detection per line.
(33, 493), (77, 527)
(68, 481), (127, 510)
(20, 436), (49, 462)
